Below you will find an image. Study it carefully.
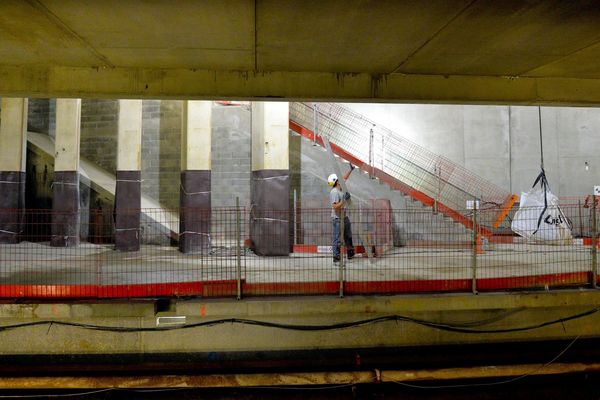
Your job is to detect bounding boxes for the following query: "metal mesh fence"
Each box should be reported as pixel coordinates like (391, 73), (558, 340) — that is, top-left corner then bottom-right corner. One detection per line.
(0, 203), (598, 299)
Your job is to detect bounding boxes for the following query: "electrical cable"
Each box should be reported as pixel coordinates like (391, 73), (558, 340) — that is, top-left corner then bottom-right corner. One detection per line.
(0, 383), (359, 398)
(389, 334), (580, 389)
(0, 388), (114, 399)
(0, 307), (596, 335)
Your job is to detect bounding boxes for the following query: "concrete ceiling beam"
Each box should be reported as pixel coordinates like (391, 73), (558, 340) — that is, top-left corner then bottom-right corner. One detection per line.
(3, 65), (600, 106)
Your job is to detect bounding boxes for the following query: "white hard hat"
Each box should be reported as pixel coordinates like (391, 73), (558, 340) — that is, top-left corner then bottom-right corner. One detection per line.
(327, 173), (338, 187)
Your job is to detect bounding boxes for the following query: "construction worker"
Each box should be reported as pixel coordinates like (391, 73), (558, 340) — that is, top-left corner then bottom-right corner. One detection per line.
(328, 164), (355, 263)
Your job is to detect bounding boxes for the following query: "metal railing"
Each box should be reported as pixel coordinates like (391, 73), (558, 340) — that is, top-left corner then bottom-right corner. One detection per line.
(289, 102), (516, 229)
(0, 202), (598, 299)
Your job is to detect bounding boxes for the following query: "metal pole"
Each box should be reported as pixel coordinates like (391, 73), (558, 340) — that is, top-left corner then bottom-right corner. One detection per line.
(592, 194), (597, 289)
(293, 189), (297, 245)
(339, 209), (345, 298)
(471, 199), (478, 295)
(236, 196), (242, 300)
(578, 199), (584, 238)
(381, 134), (385, 171)
(538, 106), (544, 170)
(369, 128), (374, 179)
(313, 103), (318, 146)
(435, 164), (441, 214)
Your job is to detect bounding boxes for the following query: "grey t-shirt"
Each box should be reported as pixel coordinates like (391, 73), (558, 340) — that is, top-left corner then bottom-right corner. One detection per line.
(330, 187), (344, 219)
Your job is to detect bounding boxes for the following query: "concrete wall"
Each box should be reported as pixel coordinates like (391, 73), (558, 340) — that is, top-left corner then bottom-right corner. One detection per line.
(26, 101), (253, 211)
(142, 100), (182, 209)
(345, 103), (600, 197)
(80, 99), (119, 175)
(20, 101), (600, 200)
(27, 99), (55, 137)
(22, 100), (600, 203)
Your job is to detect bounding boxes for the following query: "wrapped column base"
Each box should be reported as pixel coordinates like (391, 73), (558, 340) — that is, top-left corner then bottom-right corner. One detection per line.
(179, 170), (211, 254)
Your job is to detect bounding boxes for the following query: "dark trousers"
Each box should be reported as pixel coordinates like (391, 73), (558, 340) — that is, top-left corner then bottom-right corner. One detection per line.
(332, 216), (354, 258)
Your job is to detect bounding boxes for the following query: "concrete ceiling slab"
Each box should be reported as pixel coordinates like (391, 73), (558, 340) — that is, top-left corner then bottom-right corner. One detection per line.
(256, 0), (472, 73)
(526, 41), (600, 79)
(2, 0), (600, 104)
(0, 1), (101, 66)
(40, 0), (255, 69)
(396, 0), (600, 76)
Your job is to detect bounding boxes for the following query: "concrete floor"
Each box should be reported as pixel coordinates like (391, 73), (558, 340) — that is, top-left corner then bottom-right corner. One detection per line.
(0, 242), (593, 286)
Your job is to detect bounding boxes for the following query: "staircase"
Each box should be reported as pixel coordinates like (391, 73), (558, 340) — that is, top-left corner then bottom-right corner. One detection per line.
(289, 102), (518, 236)
(293, 136), (472, 247)
(27, 132), (178, 239)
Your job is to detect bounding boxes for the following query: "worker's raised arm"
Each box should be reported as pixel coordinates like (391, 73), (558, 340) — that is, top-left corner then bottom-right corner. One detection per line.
(342, 163), (355, 181)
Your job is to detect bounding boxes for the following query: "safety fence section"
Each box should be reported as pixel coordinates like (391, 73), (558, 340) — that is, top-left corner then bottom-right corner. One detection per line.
(0, 204), (598, 299)
(289, 102), (518, 231)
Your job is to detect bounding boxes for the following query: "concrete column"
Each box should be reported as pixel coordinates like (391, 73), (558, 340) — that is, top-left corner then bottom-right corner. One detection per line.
(51, 99), (81, 247)
(250, 102), (290, 256)
(0, 98), (28, 244)
(179, 101), (212, 254)
(115, 100), (142, 252)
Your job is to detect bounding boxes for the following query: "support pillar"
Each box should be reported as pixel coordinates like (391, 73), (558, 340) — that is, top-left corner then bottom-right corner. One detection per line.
(179, 101), (212, 254)
(51, 99), (81, 247)
(250, 102), (290, 256)
(115, 100), (142, 252)
(0, 98), (28, 244)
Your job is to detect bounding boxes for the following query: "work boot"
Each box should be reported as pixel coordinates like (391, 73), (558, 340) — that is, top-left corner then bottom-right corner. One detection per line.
(333, 256), (340, 263)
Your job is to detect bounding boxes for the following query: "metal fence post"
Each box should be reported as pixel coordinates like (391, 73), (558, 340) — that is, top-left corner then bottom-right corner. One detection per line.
(369, 128), (374, 179)
(578, 198), (584, 237)
(339, 209), (345, 298)
(381, 135), (385, 171)
(313, 103), (318, 146)
(236, 196), (242, 300)
(471, 199), (478, 295)
(592, 194), (598, 289)
(434, 163), (441, 214)
(293, 189), (297, 245)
